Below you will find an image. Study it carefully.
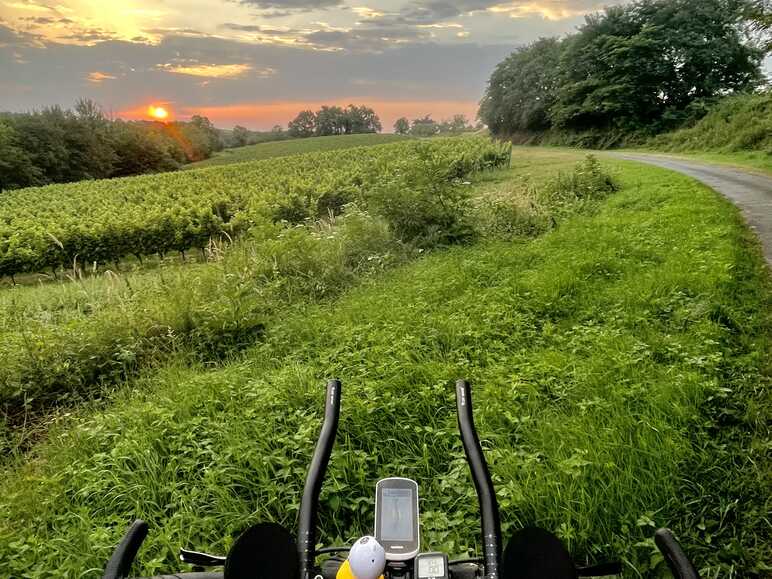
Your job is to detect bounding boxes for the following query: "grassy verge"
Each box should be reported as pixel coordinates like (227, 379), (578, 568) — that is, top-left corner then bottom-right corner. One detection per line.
(188, 134), (413, 168)
(618, 149), (772, 176)
(0, 159), (768, 578)
(2, 149), (606, 453)
(642, 92), (772, 174)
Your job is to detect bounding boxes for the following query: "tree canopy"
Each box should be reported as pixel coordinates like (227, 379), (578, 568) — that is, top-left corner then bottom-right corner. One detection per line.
(288, 104), (382, 138)
(0, 101), (227, 191)
(480, 0), (766, 137)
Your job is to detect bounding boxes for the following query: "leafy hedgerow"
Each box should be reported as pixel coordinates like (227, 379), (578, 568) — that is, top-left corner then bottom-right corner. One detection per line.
(0, 138), (511, 279)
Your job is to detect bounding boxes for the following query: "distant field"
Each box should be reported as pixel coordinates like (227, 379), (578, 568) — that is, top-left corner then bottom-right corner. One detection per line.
(188, 133), (413, 168)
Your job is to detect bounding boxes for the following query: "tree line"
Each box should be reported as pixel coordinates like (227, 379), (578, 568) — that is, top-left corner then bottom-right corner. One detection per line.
(479, 0), (770, 143)
(287, 104), (383, 137)
(393, 114), (479, 137)
(0, 100), (225, 191)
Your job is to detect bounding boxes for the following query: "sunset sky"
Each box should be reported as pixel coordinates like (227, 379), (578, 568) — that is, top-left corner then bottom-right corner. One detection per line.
(0, 0), (768, 130)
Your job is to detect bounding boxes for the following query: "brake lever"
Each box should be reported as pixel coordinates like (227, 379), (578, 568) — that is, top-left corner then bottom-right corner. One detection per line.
(179, 548), (227, 567)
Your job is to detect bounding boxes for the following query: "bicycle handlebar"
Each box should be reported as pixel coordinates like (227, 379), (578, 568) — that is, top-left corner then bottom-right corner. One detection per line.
(297, 379), (342, 579)
(455, 380), (502, 579)
(655, 528), (700, 579)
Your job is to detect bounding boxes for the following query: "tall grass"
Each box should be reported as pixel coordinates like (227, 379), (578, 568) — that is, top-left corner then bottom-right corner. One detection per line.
(649, 92), (772, 154)
(0, 158), (768, 578)
(2, 151), (615, 453)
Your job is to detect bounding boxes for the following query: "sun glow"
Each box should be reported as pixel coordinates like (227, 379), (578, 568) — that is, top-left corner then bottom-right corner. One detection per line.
(148, 105), (169, 120)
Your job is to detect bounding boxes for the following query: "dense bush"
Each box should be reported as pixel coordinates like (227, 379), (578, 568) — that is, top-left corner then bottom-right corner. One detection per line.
(0, 138), (510, 280)
(649, 92), (772, 153)
(480, 0), (766, 145)
(0, 152), (623, 440)
(0, 138), (513, 424)
(0, 101), (224, 192)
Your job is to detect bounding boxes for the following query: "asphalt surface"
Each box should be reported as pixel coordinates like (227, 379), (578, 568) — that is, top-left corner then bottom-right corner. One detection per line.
(611, 153), (772, 266)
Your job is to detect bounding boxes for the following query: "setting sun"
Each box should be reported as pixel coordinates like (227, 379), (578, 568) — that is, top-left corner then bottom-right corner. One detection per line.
(148, 105), (169, 120)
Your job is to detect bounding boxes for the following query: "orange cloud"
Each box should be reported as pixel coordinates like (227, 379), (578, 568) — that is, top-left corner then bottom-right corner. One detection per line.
(118, 99), (481, 131)
(161, 63), (266, 79)
(87, 71), (117, 83)
(489, 1), (601, 20)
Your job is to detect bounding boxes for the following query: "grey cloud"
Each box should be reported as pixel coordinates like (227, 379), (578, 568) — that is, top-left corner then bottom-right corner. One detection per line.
(0, 30), (512, 113)
(220, 23), (289, 34)
(19, 16), (75, 25)
(237, 0), (342, 10)
(365, 0), (620, 27)
(304, 26), (432, 51)
(220, 21), (432, 52)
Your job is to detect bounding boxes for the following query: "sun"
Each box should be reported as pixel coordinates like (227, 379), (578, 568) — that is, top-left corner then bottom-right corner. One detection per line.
(148, 105), (170, 120)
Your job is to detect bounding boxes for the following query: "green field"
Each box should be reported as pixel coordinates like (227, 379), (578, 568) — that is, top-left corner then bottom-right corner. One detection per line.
(0, 137), (499, 280)
(0, 144), (769, 578)
(188, 133), (413, 168)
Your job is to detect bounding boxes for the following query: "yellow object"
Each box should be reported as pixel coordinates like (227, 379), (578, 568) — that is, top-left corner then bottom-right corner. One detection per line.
(336, 559), (384, 579)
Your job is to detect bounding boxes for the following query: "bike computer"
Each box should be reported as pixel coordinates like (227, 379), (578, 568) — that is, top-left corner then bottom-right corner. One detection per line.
(374, 478), (420, 561)
(415, 552), (449, 579)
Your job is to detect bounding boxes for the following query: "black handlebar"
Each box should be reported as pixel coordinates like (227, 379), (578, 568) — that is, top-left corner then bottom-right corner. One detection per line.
(655, 528), (700, 579)
(103, 520), (148, 579)
(455, 380), (502, 579)
(297, 379), (342, 579)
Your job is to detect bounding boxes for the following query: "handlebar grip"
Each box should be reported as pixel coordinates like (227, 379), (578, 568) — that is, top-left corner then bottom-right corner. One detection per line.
(103, 520), (148, 579)
(297, 379), (342, 579)
(654, 528), (700, 579)
(455, 380), (502, 579)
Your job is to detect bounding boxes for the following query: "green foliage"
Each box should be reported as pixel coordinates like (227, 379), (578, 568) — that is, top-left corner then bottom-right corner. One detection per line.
(191, 133), (411, 169)
(288, 105), (382, 138)
(0, 158), (768, 577)
(394, 117), (410, 135)
(0, 120), (41, 191)
(479, 38), (562, 134)
(649, 91), (772, 154)
(0, 138), (511, 419)
(0, 138), (507, 279)
(481, 0), (766, 140)
(0, 102), (226, 190)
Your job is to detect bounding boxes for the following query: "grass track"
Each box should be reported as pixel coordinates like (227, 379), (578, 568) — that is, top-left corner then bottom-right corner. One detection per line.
(188, 134), (413, 168)
(0, 159), (769, 578)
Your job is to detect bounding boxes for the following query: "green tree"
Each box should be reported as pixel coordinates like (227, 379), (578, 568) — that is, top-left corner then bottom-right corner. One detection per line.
(482, 0), (765, 137)
(746, 0), (772, 50)
(552, 0), (764, 131)
(343, 105), (381, 134)
(394, 117), (410, 134)
(410, 116), (440, 137)
(288, 110), (316, 137)
(232, 125), (250, 147)
(0, 120), (41, 191)
(479, 37), (563, 134)
(315, 105), (346, 136)
(190, 115), (223, 152)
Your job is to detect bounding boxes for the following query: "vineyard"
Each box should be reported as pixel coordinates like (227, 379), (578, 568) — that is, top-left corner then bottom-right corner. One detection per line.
(188, 133), (412, 168)
(0, 137), (510, 280)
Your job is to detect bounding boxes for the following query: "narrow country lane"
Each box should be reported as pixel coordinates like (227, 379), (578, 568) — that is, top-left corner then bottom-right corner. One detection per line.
(610, 153), (772, 266)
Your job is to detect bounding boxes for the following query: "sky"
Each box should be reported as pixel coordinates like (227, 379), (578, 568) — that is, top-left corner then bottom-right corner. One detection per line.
(0, 0), (766, 130)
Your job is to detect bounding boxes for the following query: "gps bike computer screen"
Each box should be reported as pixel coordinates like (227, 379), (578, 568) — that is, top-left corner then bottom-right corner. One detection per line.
(380, 487), (414, 540)
(375, 478), (420, 561)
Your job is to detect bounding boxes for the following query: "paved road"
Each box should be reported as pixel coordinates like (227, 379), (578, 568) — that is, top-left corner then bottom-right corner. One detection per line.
(610, 153), (772, 266)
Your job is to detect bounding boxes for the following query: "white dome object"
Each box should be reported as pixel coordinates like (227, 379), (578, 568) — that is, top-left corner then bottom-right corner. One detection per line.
(348, 536), (386, 579)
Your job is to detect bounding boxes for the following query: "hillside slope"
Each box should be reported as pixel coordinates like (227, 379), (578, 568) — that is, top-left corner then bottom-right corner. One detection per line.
(188, 133), (413, 168)
(645, 93), (772, 171)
